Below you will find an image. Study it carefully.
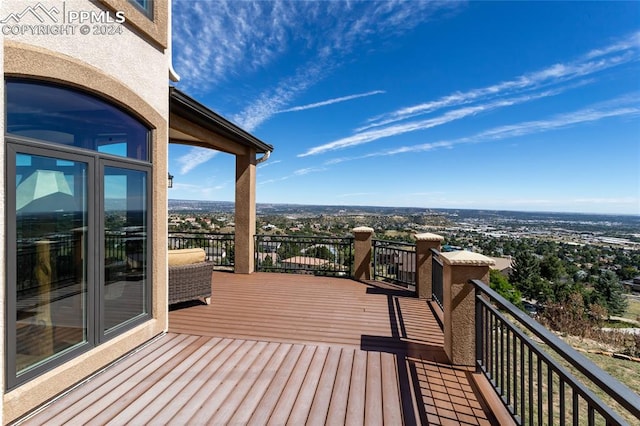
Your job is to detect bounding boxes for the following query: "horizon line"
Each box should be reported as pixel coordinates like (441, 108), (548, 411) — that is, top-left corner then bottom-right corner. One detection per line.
(168, 198), (639, 217)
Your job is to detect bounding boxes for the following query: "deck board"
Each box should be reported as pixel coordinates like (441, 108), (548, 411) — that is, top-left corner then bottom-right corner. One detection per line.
(18, 272), (496, 425)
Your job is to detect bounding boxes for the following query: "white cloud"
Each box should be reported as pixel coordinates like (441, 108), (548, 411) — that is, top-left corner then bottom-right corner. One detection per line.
(258, 160), (282, 169)
(173, 1), (462, 129)
(231, 61), (327, 131)
(172, 0), (297, 94)
(260, 166), (327, 185)
(294, 167), (326, 176)
(176, 147), (218, 174)
(360, 31), (640, 130)
(278, 90), (386, 113)
(299, 89), (569, 157)
(370, 96), (640, 157)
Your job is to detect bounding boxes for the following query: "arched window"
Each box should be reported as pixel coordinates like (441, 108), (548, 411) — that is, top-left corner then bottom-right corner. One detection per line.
(5, 80), (152, 388)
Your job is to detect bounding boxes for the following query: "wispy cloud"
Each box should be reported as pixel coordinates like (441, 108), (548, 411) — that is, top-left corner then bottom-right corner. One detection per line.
(294, 167), (327, 176)
(367, 95), (640, 157)
(299, 88), (570, 157)
(231, 61), (327, 131)
(296, 32), (639, 158)
(176, 148), (218, 174)
(173, 1), (463, 130)
(258, 160), (282, 169)
(361, 31), (640, 130)
(260, 166), (327, 185)
(278, 90), (386, 113)
(173, 0), (295, 94)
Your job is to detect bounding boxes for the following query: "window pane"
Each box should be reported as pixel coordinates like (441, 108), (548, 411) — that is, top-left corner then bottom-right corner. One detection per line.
(6, 80), (149, 161)
(15, 154), (88, 375)
(104, 167), (148, 332)
(130, 0), (153, 15)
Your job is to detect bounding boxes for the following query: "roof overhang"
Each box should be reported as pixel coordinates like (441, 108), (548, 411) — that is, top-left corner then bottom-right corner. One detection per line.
(169, 87), (273, 156)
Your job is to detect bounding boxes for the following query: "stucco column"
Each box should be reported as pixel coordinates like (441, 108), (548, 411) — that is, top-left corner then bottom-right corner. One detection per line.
(414, 233), (444, 299)
(441, 251), (494, 366)
(352, 227), (374, 281)
(235, 150), (256, 274)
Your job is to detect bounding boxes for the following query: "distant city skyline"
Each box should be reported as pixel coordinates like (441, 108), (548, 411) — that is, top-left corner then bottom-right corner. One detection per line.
(170, 1), (640, 215)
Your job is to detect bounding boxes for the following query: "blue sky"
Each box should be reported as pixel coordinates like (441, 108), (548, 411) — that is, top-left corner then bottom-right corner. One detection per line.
(170, 1), (640, 215)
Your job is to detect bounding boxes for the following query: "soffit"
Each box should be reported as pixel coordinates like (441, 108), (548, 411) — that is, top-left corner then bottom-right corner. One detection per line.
(169, 87), (273, 156)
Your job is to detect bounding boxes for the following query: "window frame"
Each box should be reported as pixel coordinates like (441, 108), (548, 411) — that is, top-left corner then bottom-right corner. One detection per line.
(129, 0), (153, 18)
(99, 158), (153, 340)
(5, 82), (153, 390)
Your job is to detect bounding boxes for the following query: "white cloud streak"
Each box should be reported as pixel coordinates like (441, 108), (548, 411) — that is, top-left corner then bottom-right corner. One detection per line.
(173, 1), (463, 131)
(299, 88), (570, 157)
(370, 97), (640, 157)
(319, 95), (640, 165)
(278, 90), (386, 113)
(297, 31), (640, 158)
(361, 31), (640, 130)
(258, 160), (282, 169)
(260, 166), (327, 185)
(176, 147), (218, 174)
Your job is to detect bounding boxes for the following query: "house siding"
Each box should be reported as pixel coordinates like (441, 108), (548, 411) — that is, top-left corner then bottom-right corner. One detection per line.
(1, 1), (169, 422)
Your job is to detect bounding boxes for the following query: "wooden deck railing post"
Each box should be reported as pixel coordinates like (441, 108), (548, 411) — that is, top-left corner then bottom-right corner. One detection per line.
(440, 251), (494, 366)
(414, 233), (444, 299)
(352, 227), (374, 281)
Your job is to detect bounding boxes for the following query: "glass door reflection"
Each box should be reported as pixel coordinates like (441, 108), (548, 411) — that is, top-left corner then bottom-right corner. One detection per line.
(103, 166), (148, 333)
(15, 154), (88, 374)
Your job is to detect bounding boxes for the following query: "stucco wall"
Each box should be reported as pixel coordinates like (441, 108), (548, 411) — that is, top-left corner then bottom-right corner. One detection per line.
(0, 22), (5, 423)
(2, 0), (168, 117)
(2, 0), (169, 422)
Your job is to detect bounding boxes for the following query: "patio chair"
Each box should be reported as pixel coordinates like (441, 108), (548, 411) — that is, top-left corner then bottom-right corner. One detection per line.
(168, 248), (214, 305)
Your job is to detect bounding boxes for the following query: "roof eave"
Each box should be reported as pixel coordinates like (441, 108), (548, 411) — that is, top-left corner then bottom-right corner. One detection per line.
(169, 87), (273, 154)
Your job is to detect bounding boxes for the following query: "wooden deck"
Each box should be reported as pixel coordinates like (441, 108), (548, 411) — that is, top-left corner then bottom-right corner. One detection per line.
(19, 273), (496, 425)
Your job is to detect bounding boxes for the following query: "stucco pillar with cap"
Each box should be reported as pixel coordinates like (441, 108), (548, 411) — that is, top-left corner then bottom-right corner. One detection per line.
(441, 251), (495, 366)
(414, 233), (444, 299)
(352, 226), (374, 281)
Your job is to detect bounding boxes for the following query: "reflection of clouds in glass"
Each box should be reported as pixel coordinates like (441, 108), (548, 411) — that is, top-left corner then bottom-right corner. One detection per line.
(104, 175), (127, 200)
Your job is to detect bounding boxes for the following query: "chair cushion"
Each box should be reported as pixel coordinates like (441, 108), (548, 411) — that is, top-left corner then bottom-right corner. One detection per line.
(168, 248), (206, 266)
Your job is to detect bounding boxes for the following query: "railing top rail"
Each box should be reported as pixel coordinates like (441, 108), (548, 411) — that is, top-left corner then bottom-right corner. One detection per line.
(373, 239), (416, 248)
(255, 234), (353, 242)
(169, 232), (235, 237)
(472, 278), (640, 419)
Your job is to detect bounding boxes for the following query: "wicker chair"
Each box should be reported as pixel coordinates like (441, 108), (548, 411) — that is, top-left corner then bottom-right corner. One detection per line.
(168, 249), (214, 305)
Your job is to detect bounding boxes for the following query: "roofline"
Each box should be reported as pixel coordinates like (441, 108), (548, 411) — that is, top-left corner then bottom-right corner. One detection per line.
(169, 86), (273, 154)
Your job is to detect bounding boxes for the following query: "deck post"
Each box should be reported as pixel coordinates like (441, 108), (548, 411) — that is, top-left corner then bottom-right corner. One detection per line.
(440, 251), (494, 366)
(235, 149), (256, 274)
(414, 233), (444, 299)
(352, 226), (374, 281)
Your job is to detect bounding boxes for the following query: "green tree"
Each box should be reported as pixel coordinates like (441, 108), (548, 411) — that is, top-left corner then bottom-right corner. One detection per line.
(489, 270), (522, 308)
(619, 265), (639, 281)
(306, 245), (335, 261)
(261, 254), (274, 272)
(277, 242), (301, 260)
(510, 250), (548, 302)
(540, 254), (564, 282)
(592, 270), (628, 316)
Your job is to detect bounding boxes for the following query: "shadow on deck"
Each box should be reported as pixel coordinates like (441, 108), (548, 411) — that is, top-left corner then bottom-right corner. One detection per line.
(19, 272), (496, 425)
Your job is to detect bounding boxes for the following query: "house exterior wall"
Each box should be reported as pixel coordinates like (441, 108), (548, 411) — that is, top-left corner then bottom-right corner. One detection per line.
(0, 25), (5, 422)
(1, 1), (169, 422)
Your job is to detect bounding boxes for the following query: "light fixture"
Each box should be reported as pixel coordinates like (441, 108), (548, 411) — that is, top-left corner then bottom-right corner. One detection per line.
(168, 172), (174, 189)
